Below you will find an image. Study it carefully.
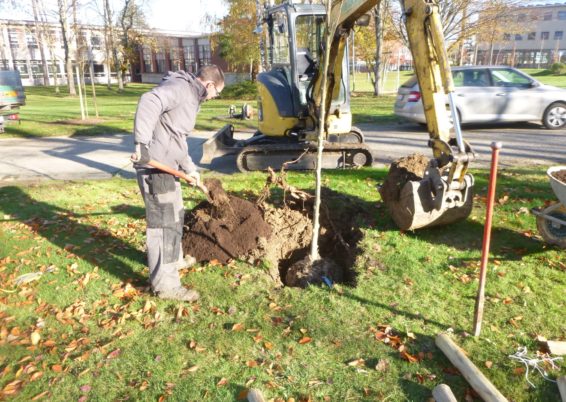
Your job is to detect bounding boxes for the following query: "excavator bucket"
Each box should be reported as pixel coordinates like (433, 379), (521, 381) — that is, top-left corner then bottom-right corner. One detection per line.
(200, 124), (240, 165)
(388, 173), (474, 231)
(380, 155), (474, 231)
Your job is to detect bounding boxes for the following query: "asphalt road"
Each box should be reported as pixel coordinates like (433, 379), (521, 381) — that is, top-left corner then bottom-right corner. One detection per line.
(0, 121), (564, 184)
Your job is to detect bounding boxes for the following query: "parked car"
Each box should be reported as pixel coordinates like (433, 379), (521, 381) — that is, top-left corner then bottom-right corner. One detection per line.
(394, 66), (566, 129)
(0, 70), (26, 133)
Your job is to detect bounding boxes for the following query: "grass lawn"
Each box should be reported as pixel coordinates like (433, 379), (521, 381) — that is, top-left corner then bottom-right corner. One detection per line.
(0, 168), (564, 401)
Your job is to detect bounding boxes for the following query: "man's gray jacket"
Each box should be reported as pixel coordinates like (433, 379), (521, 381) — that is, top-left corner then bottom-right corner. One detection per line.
(134, 71), (207, 173)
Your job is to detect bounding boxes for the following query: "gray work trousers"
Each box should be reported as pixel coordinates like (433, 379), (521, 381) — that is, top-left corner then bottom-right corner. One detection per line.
(136, 169), (185, 293)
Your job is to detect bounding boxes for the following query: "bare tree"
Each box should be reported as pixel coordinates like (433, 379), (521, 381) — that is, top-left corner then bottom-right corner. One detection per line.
(58, 0), (76, 95)
(103, 0), (124, 91)
(31, 0), (50, 85)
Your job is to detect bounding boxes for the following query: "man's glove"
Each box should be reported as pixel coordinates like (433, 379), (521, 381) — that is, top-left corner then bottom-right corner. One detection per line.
(185, 171), (200, 187)
(130, 143), (150, 165)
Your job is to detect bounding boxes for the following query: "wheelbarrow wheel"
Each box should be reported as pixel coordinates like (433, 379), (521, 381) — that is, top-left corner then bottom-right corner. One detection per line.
(536, 203), (566, 249)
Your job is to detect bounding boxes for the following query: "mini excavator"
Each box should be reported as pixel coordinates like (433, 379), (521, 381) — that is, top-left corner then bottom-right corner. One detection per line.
(201, 0), (475, 230)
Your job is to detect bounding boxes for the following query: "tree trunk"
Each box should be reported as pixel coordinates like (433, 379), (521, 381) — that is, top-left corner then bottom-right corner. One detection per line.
(373, 3), (383, 96)
(31, 0), (50, 86)
(104, 0), (124, 91)
(58, 0), (76, 95)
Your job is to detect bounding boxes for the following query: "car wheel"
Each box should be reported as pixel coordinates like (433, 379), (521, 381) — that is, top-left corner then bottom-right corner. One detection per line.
(543, 102), (566, 129)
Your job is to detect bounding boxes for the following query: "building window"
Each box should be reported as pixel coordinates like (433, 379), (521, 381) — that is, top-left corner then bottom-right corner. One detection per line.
(184, 45), (195, 69)
(13, 60), (29, 78)
(91, 35), (102, 49)
(527, 32), (536, 40)
(544, 12), (552, 21)
(555, 31), (564, 40)
(503, 33), (511, 41)
(8, 29), (19, 47)
(30, 60), (44, 78)
(156, 50), (166, 73)
(558, 11), (566, 20)
(515, 34), (523, 41)
(26, 30), (38, 47)
(170, 47), (181, 71)
(541, 32), (550, 40)
(199, 44), (211, 66)
(47, 62), (63, 78)
(143, 48), (153, 73)
(92, 64), (105, 77)
(1, 60), (9, 70)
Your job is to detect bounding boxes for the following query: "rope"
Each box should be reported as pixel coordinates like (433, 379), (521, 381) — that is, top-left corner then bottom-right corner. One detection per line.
(508, 347), (563, 388)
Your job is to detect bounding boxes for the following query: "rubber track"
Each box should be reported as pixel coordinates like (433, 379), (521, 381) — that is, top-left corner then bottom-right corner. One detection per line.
(236, 142), (374, 172)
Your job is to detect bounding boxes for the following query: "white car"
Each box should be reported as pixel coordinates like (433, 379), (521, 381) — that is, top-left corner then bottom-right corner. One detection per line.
(394, 66), (566, 129)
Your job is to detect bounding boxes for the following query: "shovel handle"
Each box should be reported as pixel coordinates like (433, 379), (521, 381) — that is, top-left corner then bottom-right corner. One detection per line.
(146, 159), (212, 202)
(147, 159), (196, 184)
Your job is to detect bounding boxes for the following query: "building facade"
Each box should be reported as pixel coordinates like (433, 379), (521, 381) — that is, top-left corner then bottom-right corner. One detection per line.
(0, 19), (227, 86)
(476, 3), (566, 68)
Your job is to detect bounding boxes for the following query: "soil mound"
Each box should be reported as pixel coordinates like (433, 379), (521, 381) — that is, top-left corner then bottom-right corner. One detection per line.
(379, 153), (430, 204)
(182, 179), (271, 264)
(552, 169), (566, 184)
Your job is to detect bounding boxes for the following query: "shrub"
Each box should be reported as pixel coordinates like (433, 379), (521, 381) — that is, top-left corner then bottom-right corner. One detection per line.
(220, 80), (258, 100)
(549, 62), (566, 75)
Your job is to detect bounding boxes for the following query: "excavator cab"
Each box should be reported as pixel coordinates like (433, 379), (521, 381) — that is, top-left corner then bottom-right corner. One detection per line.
(201, 1), (372, 171)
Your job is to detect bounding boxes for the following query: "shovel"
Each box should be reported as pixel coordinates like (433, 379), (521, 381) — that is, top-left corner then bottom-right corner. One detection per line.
(145, 159), (212, 203)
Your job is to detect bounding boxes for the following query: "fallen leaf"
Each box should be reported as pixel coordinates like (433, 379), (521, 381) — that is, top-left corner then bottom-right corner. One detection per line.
(187, 365), (199, 373)
(347, 358), (365, 367)
(51, 365), (63, 373)
(400, 351), (418, 363)
(106, 348), (121, 359)
(298, 337), (312, 345)
(30, 371), (43, 381)
(485, 361), (493, 369)
(264, 341), (273, 350)
(217, 377), (228, 387)
(30, 331), (41, 346)
(232, 323), (244, 332)
(31, 390), (50, 400)
(80, 385), (91, 393)
(513, 367), (525, 375)
(246, 360), (258, 368)
(375, 359), (389, 372)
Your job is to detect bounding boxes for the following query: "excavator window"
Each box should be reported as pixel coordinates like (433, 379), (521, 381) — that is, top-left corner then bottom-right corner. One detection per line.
(295, 14), (324, 105)
(271, 12), (291, 65)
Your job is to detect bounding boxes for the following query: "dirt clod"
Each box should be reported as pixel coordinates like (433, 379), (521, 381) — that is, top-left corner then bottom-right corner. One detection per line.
(379, 154), (430, 204)
(552, 169), (566, 184)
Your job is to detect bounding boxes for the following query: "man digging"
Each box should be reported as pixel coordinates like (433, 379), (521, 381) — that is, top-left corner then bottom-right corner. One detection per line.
(130, 65), (225, 302)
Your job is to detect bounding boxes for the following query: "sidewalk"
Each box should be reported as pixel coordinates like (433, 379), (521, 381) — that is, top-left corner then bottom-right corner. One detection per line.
(0, 132), (216, 185)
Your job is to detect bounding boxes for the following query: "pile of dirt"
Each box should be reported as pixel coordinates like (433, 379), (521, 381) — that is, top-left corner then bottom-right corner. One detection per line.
(182, 178), (368, 288)
(182, 179), (272, 264)
(379, 153), (430, 204)
(552, 169), (566, 184)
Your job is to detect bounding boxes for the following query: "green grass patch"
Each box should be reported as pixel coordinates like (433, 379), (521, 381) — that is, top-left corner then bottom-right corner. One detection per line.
(0, 168), (564, 401)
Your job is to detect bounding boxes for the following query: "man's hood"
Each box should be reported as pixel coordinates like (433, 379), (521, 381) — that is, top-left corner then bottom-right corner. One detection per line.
(162, 71), (207, 102)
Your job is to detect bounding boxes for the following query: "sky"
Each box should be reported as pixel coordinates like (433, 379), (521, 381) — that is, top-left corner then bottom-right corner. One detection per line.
(0, 0), (228, 33)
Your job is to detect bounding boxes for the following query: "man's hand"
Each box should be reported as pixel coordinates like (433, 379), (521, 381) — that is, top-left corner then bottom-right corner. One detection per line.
(130, 143), (150, 165)
(185, 171), (200, 187)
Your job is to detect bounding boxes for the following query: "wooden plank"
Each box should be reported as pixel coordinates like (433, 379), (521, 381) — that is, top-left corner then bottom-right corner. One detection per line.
(247, 389), (266, 402)
(432, 384), (458, 402)
(548, 341), (566, 356)
(436, 334), (508, 402)
(558, 376), (566, 402)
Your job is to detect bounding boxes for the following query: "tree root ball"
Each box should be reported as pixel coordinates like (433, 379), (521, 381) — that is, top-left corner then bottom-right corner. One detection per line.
(285, 256), (343, 288)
